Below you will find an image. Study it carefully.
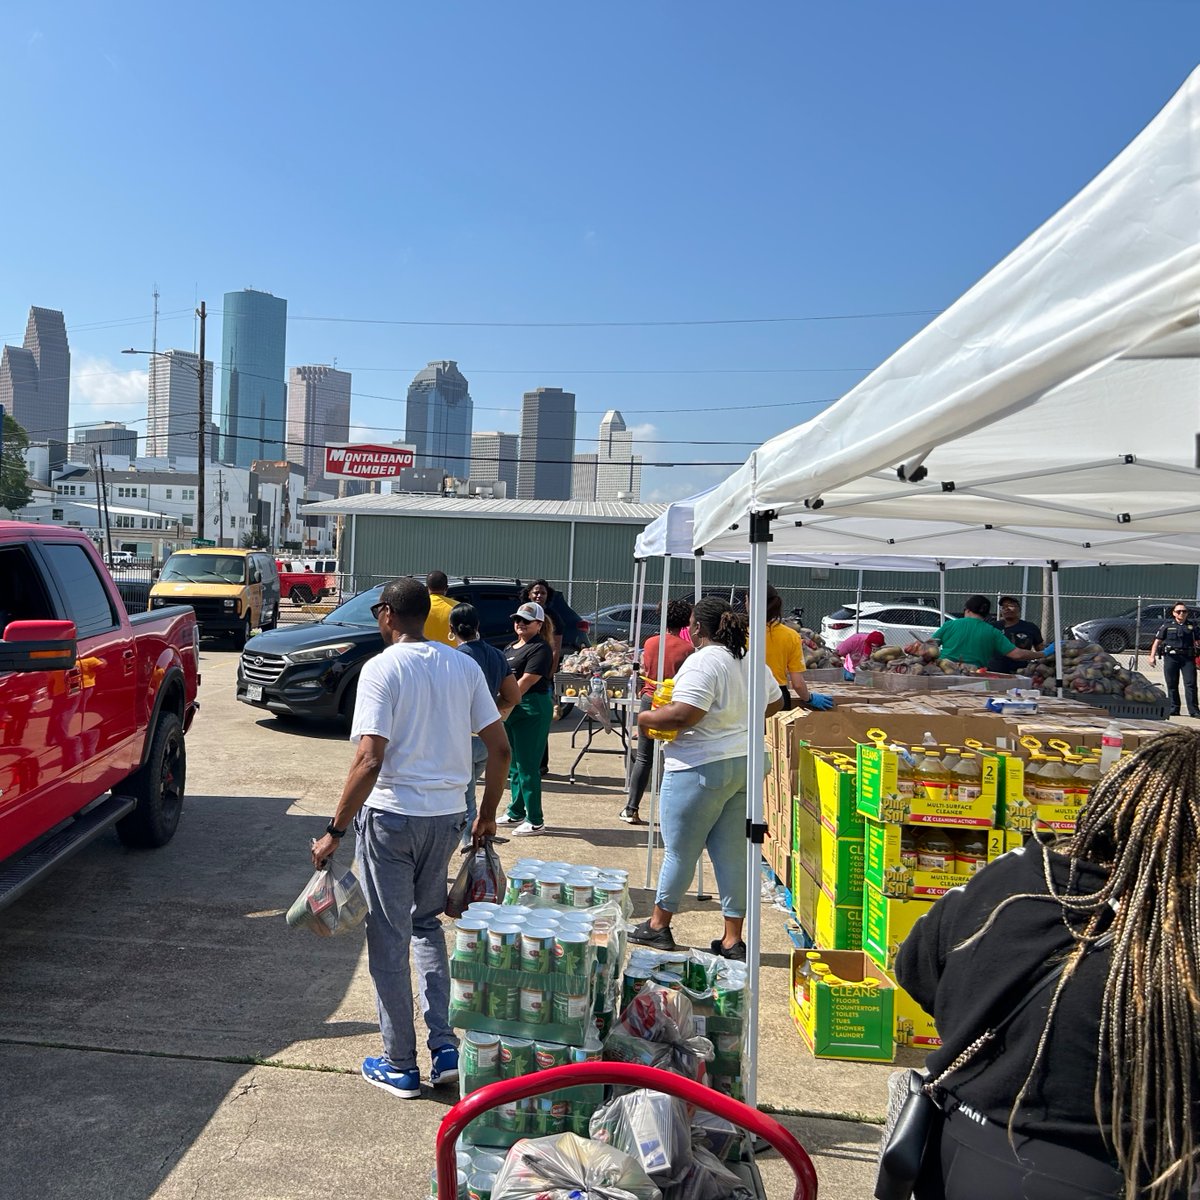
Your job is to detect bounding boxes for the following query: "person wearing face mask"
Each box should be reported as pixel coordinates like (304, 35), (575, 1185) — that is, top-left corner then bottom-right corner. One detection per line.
(1149, 601), (1199, 718)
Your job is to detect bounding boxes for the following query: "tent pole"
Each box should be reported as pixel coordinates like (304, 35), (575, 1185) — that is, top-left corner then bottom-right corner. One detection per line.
(644, 555), (672, 891)
(1052, 561), (1065, 699)
(744, 512), (772, 1110)
(693, 550), (711, 901)
(627, 560), (648, 792)
(938, 562), (946, 618)
(854, 569), (864, 633)
(1021, 565), (1030, 614)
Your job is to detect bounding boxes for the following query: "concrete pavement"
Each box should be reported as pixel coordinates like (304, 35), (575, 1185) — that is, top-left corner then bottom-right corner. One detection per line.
(0, 646), (911, 1199)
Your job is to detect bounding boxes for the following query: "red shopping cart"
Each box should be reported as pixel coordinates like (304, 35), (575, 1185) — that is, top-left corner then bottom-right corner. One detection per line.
(435, 1060), (818, 1199)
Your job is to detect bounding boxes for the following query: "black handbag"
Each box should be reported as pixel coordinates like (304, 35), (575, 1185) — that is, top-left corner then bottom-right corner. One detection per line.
(874, 958), (1071, 1200)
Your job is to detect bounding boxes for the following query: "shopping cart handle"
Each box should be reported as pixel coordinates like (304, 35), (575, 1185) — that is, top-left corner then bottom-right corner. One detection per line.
(435, 1060), (818, 1200)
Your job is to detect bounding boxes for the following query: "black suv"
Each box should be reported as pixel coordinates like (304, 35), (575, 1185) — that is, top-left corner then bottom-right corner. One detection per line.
(236, 579), (590, 725)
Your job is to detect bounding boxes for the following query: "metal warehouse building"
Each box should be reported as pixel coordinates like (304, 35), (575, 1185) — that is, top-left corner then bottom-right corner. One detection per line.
(301, 492), (1200, 634)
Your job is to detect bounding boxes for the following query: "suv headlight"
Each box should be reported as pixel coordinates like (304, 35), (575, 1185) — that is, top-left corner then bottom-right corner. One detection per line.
(152, 596), (167, 608)
(224, 598), (237, 609)
(286, 641), (355, 663)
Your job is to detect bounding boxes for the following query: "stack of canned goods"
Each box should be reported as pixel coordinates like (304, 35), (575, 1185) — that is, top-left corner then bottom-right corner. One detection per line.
(620, 948), (749, 1102)
(503, 858), (630, 915)
(428, 1144), (506, 1199)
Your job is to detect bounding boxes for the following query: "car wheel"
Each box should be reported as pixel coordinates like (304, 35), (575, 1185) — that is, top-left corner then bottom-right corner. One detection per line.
(1098, 629), (1127, 653)
(232, 617), (251, 651)
(114, 712), (186, 848)
(338, 677), (359, 728)
(291, 584), (314, 606)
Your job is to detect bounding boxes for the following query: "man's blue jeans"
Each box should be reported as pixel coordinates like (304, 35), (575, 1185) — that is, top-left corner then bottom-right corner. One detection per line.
(655, 754), (748, 918)
(354, 806), (466, 1071)
(463, 735), (489, 848)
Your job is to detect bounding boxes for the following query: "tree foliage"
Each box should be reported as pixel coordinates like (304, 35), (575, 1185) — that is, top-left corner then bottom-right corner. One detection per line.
(0, 413), (33, 513)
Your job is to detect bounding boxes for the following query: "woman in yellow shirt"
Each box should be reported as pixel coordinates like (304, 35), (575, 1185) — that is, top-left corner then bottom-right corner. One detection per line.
(744, 585), (834, 711)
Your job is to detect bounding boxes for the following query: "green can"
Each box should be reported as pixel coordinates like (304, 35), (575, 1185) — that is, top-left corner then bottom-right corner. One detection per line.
(551, 989), (589, 1026)
(568, 1111), (592, 1137)
(467, 1172), (496, 1200)
(462, 1030), (501, 1084)
(497, 1101), (521, 1133)
(535, 1096), (567, 1134)
(684, 956), (713, 993)
(553, 930), (590, 979)
(714, 977), (746, 1019)
(533, 1039), (570, 1071)
(520, 929), (554, 975)
(487, 983), (518, 1022)
(486, 924), (521, 971)
(499, 1034), (534, 1079)
(621, 967), (652, 1012)
(562, 875), (594, 908)
(453, 918), (489, 963)
(518, 985), (548, 1025)
(450, 976), (483, 1016)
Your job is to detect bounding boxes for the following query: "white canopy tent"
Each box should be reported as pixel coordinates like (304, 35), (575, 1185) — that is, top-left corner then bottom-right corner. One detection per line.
(673, 69), (1200, 1107)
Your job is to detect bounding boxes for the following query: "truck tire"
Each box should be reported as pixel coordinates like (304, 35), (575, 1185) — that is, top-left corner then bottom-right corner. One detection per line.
(262, 602), (280, 631)
(338, 677), (358, 729)
(290, 584), (315, 606)
(115, 711), (186, 848)
(232, 617), (251, 650)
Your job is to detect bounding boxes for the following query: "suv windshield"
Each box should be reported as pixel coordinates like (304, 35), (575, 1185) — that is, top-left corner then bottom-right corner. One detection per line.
(161, 554), (248, 584)
(324, 585), (385, 627)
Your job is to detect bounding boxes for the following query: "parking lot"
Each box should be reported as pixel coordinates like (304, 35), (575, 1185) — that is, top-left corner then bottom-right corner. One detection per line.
(0, 646), (916, 1198)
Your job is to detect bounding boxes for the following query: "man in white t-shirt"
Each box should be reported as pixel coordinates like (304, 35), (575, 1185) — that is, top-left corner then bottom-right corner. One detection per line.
(309, 577), (510, 1101)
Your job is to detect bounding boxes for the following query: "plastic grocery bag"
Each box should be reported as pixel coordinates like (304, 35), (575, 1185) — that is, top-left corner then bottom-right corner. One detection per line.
(662, 1143), (753, 1200)
(493, 1132), (661, 1200)
(590, 1089), (693, 1186)
(446, 837), (506, 919)
(285, 866), (368, 937)
(604, 985), (714, 1083)
(577, 675), (614, 731)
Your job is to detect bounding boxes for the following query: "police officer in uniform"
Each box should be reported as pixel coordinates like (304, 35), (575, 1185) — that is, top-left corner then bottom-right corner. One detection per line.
(1149, 601), (1200, 718)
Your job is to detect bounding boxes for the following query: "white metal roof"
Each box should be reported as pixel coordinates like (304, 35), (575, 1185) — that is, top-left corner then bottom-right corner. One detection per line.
(300, 492), (664, 526)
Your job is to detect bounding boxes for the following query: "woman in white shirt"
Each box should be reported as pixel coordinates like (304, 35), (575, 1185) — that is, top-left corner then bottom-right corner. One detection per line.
(629, 597), (781, 962)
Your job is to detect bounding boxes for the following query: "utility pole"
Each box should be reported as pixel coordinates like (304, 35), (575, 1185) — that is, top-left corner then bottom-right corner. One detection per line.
(90, 449), (105, 546)
(196, 301), (207, 542)
(96, 447), (115, 562)
(217, 468), (225, 547)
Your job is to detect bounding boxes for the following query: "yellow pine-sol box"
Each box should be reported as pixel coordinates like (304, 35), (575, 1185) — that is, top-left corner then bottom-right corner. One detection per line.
(792, 861), (863, 950)
(856, 744), (998, 829)
(794, 805), (864, 906)
(798, 747), (864, 837)
(864, 819), (1023, 899)
(999, 755), (1084, 835)
(883, 967), (941, 1049)
(790, 949), (895, 1063)
(863, 882), (931, 973)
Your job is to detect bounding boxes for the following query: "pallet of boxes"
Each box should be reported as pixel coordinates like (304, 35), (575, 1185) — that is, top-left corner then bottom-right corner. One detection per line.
(780, 693), (1161, 1064)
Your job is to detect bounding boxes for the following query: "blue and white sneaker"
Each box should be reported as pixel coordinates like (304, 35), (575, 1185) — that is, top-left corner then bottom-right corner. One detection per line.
(430, 1044), (459, 1086)
(361, 1055), (422, 1099)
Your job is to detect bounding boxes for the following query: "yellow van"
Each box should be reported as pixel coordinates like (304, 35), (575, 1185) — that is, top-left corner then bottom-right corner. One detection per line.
(150, 548), (281, 649)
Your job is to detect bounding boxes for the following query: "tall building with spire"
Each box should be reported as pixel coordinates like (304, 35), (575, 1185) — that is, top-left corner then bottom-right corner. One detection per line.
(0, 306), (70, 453)
(517, 387), (576, 500)
(219, 288), (287, 467)
(405, 361), (472, 478)
(287, 365), (352, 482)
(572, 409), (641, 501)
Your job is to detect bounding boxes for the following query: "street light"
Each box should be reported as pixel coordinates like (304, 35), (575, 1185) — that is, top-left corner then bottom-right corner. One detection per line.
(124, 300), (207, 541)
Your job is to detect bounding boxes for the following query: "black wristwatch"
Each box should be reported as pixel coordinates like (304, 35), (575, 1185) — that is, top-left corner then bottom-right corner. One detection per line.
(325, 821), (347, 839)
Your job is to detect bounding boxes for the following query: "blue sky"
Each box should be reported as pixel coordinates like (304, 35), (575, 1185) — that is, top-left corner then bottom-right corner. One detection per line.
(3, 3), (1196, 501)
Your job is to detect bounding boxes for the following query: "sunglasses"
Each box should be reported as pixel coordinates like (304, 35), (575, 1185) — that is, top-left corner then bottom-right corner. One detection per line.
(370, 601), (391, 619)
(1174, 608), (1189, 615)
(513, 617), (532, 625)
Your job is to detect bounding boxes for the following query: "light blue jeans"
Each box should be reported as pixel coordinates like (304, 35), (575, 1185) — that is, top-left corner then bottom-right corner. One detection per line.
(655, 754), (747, 918)
(354, 807), (467, 1071)
(463, 735), (489, 847)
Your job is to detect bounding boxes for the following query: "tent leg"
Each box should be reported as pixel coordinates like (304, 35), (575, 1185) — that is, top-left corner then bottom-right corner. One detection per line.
(645, 556), (672, 890)
(938, 562), (946, 618)
(854, 569), (864, 633)
(693, 552), (708, 899)
(627, 560), (648, 793)
(744, 514), (771, 1110)
(1052, 561), (1065, 700)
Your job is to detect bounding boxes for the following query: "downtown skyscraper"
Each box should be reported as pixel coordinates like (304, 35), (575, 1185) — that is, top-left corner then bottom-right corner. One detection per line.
(287, 365), (351, 483)
(517, 387), (576, 500)
(405, 361), (473, 478)
(469, 430), (520, 494)
(145, 350), (215, 459)
(0, 306), (70, 454)
(219, 288), (287, 467)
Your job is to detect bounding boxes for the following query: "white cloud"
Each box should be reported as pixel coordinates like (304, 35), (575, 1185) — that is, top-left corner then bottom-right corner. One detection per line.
(348, 423), (402, 445)
(628, 421), (658, 444)
(642, 463), (731, 505)
(71, 355), (147, 434)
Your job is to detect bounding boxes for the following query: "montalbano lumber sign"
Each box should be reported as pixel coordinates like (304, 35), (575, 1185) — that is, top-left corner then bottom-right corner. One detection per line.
(323, 443), (416, 480)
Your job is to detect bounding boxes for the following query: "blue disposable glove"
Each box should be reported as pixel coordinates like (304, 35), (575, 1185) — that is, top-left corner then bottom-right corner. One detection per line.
(808, 693), (834, 711)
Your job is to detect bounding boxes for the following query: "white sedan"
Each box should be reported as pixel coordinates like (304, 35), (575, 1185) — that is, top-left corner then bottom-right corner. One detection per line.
(820, 601), (952, 648)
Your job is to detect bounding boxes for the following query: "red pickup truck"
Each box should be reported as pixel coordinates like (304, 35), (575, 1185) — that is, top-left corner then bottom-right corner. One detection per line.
(275, 559), (336, 606)
(0, 523), (200, 908)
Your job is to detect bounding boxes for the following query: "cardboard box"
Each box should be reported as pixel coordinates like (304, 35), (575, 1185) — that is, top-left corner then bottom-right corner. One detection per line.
(863, 820), (1023, 899)
(796, 748), (863, 836)
(792, 862), (863, 950)
(790, 948), (895, 1062)
(863, 883), (932, 972)
(856, 744), (999, 828)
(795, 805), (864, 905)
(883, 969), (941, 1049)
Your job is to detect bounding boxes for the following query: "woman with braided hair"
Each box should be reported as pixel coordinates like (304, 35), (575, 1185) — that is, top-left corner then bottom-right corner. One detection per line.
(628, 597), (781, 961)
(895, 727), (1200, 1200)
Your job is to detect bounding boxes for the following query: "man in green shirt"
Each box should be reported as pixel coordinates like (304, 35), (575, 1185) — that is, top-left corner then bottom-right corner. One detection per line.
(933, 595), (1044, 670)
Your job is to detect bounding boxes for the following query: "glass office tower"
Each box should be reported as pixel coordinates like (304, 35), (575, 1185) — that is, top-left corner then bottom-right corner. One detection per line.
(220, 289), (287, 467)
